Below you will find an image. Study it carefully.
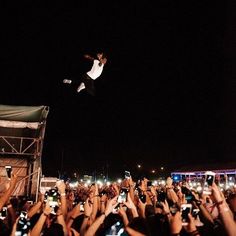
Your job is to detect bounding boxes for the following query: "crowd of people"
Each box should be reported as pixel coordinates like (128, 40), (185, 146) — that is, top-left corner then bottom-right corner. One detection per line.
(0, 171), (236, 235)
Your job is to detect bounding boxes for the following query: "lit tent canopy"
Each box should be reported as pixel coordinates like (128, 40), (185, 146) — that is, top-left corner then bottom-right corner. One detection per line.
(0, 104), (49, 129)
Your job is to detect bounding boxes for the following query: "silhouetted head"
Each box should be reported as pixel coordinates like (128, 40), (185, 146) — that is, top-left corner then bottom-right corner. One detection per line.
(43, 223), (64, 236)
(97, 52), (107, 64)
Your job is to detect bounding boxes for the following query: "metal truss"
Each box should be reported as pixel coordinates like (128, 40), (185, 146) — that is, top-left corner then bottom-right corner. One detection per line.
(0, 135), (42, 159)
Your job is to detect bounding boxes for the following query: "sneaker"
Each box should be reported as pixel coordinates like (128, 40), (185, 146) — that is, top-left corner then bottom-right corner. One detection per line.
(77, 83), (85, 93)
(63, 79), (72, 84)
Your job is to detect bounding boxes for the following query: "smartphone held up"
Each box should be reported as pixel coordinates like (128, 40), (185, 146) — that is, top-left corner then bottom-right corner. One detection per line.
(16, 211), (31, 236)
(5, 165), (12, 179)
(180, 203), (192, 226)
(124, 171), (131, 179)
(203, 171), (215, 195)
(118, 188), (129, 203)
(0, 207), (7, 220)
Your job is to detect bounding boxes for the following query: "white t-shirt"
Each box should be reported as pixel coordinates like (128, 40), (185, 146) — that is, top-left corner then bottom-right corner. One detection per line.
(86, 59), (104, 80)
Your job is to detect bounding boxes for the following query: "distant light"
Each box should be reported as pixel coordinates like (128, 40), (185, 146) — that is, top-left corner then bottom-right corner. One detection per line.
(151, 170), (155, 173)
(161, 180), (165, 185)
(161, 167), (164, 170)
(117, 179), (122, 184)
(106, 181), (111, 186)
(137, 164), (141, 168)
(173, 176), (179, 181)
(96, 180), (103, 186)
(69, 181), (78, 188)
(196, 186), (202, 192)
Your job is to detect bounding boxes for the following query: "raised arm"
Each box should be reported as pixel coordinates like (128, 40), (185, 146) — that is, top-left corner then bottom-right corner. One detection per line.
(84, 196), (118, 236)
(56, 180), (67, 217)
(211, 183), (236, 236)
(128, 177), (135, 202)
(84, 54), (95, 61)
(90, 183), (99, 223)
(79, 198), (93, 236)
(27, 193), (44, 219)
(30, 201), (51, 236)
(0, 173), (17, 210)
(56, 207), (68, 236)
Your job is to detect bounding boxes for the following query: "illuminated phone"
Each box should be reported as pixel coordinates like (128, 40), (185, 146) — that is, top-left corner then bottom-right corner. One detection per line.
(147, 181), (152, 189)
(27, 200), (33, 205)
(181, 186), (195, 203)
(136, 187), (146, 203)
(112, 203), (120, 214)
(181, 204), (192, 226)
(16, 211), (31, 235)
(118, 189), (127, 203)
(5, 165), (12, 179)
(125, 171), (131, 179)
(139, 194), (146, 203)
(0, 207), (7, 220)
(156, 190), (166, 208)
(157, 190), (166, 203)
(203, 171), (215, 195)
(80, 202), (85, 212)
(192, 208), (200, 219)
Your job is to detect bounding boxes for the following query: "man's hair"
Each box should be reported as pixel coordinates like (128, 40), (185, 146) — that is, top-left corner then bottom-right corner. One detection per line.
(43, 223), (64, 236)
(71, 214), (84, 232)
(128, 217), (149, 235)
(97, 51), (107, 59)
(101, 52), (107, 59)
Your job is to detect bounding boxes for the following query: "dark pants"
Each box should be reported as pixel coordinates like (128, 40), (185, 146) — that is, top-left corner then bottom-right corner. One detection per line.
(72, 74), (95, 96)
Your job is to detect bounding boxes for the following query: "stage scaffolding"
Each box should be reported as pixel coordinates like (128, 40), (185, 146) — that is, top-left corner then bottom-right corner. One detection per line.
(0, 105), (49, 199)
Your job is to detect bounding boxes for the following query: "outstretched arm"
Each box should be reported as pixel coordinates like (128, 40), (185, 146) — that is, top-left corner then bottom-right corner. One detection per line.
(211, 183), (236, 236)
(0, 173), (17, 211)
(84, 54), (95, 61)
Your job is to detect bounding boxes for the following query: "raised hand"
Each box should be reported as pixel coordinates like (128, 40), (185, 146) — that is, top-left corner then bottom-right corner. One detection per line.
(56, 180), (66, 194)
(169, 211), (182, 235)
(43, 200), (51, 216)
(166, 177), (173, 188)
(161, 200), (171, 215)
(138, 198), (147, 218)
(184, 213), (198, 234)
(124, 193), (139, 218)
(210, 182), (225, 203)
(9, 173), (18, 188)
(84, 198), (93, 217)
(104, 195), (119, 216)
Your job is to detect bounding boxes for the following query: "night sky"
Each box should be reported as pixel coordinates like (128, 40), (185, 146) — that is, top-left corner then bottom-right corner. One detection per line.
(1, 2), (236, 179)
